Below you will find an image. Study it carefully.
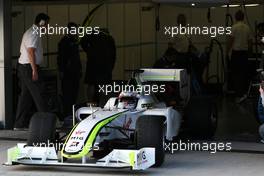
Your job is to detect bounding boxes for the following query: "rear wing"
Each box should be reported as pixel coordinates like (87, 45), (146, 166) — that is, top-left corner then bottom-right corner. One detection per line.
(137, 68), (190, 105)
(138, 69), (186, 82)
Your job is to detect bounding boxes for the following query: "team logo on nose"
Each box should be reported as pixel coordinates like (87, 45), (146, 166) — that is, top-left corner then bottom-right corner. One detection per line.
(75, 130), (85, 135)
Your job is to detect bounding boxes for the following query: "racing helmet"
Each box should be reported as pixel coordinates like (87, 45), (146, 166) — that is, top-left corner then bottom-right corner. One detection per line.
(117, 92), (140, 109)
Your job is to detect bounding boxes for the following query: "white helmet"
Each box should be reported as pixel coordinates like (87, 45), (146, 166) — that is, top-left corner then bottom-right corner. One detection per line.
(117, 92), (140, 110)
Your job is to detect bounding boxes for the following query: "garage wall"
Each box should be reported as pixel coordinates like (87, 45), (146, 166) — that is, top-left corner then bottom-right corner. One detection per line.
(11, 2), (264, 102)
(156, 5), (264, 83)
(12, 2), (156, 78)
(12, 2), (156, 102)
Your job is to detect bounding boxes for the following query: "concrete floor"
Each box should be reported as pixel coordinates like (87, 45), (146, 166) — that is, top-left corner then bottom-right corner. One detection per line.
(0, 97), (264, 175)
(215, 97), (260, 142)
(1, 140), (264, 176)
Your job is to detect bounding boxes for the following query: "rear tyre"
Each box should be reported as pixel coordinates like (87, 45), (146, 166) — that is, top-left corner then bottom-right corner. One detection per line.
(27, 112), (57, 146)
(136, 116), (165, 167)
(185, 96), (217, 139)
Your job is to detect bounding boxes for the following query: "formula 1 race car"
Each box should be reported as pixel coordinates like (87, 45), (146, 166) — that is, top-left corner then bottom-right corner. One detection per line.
(5, 69), (217, 170)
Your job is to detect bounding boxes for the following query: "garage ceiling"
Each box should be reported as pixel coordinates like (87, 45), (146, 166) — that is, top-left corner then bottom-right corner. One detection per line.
(152, 0), (264, 6)
(12, 0), (264, 7)
(13, 0), (264, 3)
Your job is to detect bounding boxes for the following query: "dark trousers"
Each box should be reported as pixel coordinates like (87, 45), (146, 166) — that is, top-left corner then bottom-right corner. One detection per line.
(87, 84), (100, 104)
(14, 64), (47, 128)
(87, 83), (110, 107)
(230, 50), (249, 97)
(62, 74), (80, 117)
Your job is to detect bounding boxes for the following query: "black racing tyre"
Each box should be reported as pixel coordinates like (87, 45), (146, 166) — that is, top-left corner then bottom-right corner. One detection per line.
(27, 112), (57, 146)
(185, 96), (217, 139)
(135, 116), (165, 167)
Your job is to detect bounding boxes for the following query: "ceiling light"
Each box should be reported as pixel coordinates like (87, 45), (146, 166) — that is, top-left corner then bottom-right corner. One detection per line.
(245, 4), (260, 7)
(221, 4), (240, 8)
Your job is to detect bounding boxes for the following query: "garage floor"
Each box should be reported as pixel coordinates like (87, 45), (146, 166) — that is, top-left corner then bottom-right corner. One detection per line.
(0, 96), (264, 175)
(215, 97), (260, 142)
(1, 140), (264, 176)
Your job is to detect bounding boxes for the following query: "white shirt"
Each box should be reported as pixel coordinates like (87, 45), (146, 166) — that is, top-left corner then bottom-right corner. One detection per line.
(231, 21), (252, 51)
(18, 24), (43, 65)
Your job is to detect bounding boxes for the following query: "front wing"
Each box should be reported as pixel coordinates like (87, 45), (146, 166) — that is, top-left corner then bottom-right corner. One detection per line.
(4, 143), (155, 170)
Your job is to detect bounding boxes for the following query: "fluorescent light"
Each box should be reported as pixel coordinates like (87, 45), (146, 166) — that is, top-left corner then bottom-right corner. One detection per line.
(221, 4), (240, 8)
(245, 4), (260, 7)
(152, 0), (229, 3)
(191, 3), (195, 6)
(221, 4), (259, 8)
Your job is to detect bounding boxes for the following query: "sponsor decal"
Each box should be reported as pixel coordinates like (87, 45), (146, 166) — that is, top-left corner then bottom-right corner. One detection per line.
(70, 136), (84, 140)
(75, 130), (86, 135)
(69, 141), (80, 147)
(137, 151), (148, 166)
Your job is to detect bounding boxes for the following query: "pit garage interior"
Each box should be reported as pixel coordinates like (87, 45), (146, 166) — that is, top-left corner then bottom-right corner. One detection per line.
(1, 0), (264, 175)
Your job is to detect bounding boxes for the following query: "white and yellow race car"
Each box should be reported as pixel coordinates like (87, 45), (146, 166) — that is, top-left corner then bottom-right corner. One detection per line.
(5, 69), (217, 170)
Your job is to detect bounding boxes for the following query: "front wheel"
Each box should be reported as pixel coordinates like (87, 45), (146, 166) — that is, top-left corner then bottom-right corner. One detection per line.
(27, 112), (57, 146)
(135, 116), (165, 167)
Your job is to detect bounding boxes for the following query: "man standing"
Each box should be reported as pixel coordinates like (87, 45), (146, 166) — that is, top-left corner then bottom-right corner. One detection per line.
(168, 14), (190, 54)
(227, 10), (253, 103)
(81, 29), (116, 106)
(57, 22), (82, 118)
(14, 13), (50, 130)
(167, 14), (193, 73)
